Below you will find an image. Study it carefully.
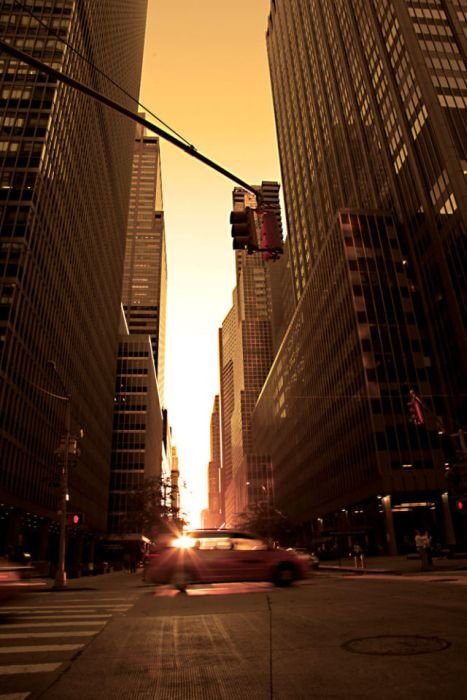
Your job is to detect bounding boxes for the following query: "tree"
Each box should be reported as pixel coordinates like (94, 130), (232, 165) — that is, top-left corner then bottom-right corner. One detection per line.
(236, 502), (296, 546)
(122, 476), (186, 540)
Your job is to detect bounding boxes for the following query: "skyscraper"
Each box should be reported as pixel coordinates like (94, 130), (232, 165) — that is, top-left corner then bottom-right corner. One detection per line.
(266, 0), (466, 428)
(121, 126), (167, 403)
(0, 1), (148, 561)
(251, 0), (466, 552)
(219, 184), (281, 526)
(109, 125), (168, 537)
(203, 395), (222, 528)
(108, 309), (165, 536)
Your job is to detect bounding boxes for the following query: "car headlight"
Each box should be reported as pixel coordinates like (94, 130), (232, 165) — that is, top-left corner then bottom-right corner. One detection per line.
(173, 535), (194, 549)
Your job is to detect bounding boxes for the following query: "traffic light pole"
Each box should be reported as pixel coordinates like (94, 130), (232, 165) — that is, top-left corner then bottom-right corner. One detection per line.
(55, 394), (71, 589)
(0, 39), (261, 201)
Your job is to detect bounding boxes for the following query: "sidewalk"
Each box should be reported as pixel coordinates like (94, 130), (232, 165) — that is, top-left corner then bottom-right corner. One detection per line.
(318, 553), (467, 575)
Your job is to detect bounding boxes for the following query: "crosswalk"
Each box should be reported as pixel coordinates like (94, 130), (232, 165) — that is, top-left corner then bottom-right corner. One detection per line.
(0, 593), (137, 700)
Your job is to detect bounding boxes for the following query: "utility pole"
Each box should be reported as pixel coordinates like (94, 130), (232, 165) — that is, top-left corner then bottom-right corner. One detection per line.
(46, 361), (73, 589)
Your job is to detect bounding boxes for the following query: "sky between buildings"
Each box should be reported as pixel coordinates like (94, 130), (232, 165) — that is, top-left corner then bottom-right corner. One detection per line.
(139, 0), (282, 525)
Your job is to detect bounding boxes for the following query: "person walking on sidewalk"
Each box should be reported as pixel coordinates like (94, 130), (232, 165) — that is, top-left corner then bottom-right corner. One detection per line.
(415, 530), (431, 570)
(352, 543), (365, 569)
(422, 530), (433, 568)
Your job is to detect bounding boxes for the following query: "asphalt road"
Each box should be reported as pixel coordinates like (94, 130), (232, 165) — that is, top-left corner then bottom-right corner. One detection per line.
(1, 570), (466, 699)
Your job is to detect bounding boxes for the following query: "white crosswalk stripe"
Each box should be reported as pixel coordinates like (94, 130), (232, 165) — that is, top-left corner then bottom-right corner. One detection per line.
(0, 663), (62, 675)
(0, 632), (95, 639)
(0, 644), (84, 653)
(0, 592), (138, 698)
(0, 621), (104, 629)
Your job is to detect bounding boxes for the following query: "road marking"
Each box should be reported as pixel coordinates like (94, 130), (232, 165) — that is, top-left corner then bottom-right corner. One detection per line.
(0, 693), (31, 699)
(0, 663), (62, 675)
(39, 595), (137, 602)
(0, 607), (128, 613)
(0, 631), (95, 639)
(0, 621), (104, 629)
(5, 613), (111, 619)
(1, 603), (130, 609)
(0, 644), (83, 653)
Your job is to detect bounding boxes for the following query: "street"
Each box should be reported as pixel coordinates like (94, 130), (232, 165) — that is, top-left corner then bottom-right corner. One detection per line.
(0, 569), (466, 700)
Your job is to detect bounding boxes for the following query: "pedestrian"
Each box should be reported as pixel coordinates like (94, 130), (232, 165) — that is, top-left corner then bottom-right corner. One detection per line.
(123, 551), (131, 572)
(415, 530), (429, 570)
(129, 553), (137, 574)
(422, 530), (433, 568)
(352, 543), (365, 569)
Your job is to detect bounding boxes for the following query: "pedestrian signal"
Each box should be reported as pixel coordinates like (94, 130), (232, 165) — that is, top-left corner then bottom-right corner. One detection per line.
(407, 390), (424, 425)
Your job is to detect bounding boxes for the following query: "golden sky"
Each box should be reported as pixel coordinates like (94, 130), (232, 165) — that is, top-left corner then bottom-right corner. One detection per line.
(139, 0), (281, 525)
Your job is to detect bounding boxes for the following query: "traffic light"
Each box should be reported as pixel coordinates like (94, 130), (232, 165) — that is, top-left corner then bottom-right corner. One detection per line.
(456, 499), (464, 511)
(67, 512), (84, 526)
(407, 390), (424, 425)
(259, 209), (283, 261)
(230, 207), (257, 252)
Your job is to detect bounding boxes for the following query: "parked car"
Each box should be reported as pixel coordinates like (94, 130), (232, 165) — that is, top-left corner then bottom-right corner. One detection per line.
(143, 529), (310, 591)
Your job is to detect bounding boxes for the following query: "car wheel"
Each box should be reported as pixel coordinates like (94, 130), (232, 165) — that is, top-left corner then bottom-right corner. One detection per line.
(273, 562), (296, 587)
(171, 568), (194, 592)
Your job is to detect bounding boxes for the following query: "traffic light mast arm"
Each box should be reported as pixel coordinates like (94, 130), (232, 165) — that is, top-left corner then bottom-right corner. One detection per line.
(0, 39), (261, 201)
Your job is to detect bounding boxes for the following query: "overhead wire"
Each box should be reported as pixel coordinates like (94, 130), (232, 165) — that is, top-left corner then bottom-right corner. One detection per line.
(13, 0), (197, 150)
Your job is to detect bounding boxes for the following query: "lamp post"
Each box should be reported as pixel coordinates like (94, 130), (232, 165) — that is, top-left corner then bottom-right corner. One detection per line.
(47, 361), (71, 590)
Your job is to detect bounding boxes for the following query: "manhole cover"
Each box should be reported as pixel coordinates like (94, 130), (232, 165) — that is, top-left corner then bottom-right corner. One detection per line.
(342, 635), (451, 656)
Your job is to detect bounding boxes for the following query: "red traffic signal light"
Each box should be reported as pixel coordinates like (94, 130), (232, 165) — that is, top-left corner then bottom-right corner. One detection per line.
(67, 512), (83, 526)
(456, 499), (464, 511)
(230, 207), (257, 252)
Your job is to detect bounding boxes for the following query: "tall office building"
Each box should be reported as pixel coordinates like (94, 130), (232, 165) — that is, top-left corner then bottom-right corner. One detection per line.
(0, 1), (148, 561)
(109, 125), (168, 536)
(266, 0), (466, 428)
(251, 0), (466, 552)
(218, 184), (281, 526)
(203, 395), (222, 528)
(121, 125), (167, 403)
(109, 309), (164, 535)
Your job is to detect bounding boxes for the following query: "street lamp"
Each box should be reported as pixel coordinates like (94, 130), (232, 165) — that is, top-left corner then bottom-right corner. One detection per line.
(47, 361), (71, 590)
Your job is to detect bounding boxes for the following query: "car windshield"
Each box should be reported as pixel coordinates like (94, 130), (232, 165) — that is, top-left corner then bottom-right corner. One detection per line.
(172, 531), (267, 551)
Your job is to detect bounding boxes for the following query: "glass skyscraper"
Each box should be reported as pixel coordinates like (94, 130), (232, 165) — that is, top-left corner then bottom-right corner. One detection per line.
(0, 0), (148, 562)
(251, 0), (466, 552)
(109, 126), (168, 536)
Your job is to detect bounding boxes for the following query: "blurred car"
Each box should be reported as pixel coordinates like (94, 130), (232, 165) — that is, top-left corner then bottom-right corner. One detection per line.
(0, 559), (46, 602)
(287, 548), (319, 570)
(143, 529), (310, 591)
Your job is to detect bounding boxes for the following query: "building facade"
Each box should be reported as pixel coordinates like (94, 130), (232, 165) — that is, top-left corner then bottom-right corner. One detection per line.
(109, 124), (169, 538)
(253, 211), (453, 554)
(252, 0), (466, 551)
(121, 125), (167, 403)
(0, 1), (148, 564)
(109, 310), (164, 536)
(266, 0), (466, 429)
(203, 395), (222, 528)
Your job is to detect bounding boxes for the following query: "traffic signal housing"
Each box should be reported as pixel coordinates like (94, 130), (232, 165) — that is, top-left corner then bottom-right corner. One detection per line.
(259, 209), (283, 261)
(230, 207), (257, 252)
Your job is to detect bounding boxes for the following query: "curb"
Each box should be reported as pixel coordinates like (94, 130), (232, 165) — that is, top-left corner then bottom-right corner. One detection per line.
(318, 565), (401, 575)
